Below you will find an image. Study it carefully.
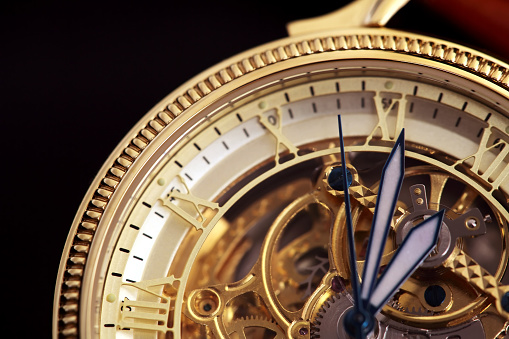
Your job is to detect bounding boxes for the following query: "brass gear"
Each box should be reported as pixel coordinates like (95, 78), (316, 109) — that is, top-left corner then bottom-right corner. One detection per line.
(227, 316), (285, 339)
(310, 293), (355, 339)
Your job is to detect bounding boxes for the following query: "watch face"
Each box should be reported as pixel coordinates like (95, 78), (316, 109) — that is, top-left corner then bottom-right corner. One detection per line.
(53, 4), (509, 339)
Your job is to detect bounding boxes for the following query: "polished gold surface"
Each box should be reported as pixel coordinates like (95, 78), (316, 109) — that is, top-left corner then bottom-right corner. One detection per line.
(287, 0), (410, 35)
(54, 1), (509, 338)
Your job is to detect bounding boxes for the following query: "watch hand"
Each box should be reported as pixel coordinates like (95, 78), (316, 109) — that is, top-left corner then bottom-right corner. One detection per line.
(444, 248), (509, 318)
(366, 209), (444, 315)
(360, 130), (405, 309)
(337, 115), (371, 339)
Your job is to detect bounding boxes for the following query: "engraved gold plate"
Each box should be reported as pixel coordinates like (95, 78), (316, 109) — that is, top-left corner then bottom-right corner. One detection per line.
(53, 1), (509, 338)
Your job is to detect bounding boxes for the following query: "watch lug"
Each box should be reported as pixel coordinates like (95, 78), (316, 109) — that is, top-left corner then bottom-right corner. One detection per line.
(286, 0), (410, 36)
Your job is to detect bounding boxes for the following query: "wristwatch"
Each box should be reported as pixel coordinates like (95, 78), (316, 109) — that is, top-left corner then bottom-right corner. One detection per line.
(53, 0), (509, 338)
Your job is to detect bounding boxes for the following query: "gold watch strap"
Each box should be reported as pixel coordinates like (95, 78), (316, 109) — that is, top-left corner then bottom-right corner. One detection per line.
(287, 0), (410, 35)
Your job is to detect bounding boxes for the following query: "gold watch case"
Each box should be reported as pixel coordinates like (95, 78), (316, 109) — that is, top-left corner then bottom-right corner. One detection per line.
(53, 1), (509, 338)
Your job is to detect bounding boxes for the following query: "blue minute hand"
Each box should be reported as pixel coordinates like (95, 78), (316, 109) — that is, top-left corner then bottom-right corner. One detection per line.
(360, 131), (405, 309)
(337, 116), (369, 339)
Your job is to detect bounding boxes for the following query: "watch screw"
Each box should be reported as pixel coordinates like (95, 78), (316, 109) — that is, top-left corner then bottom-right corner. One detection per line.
(328, 166), (352, 191)
(191, 289), (220, 317)
(331, 276), (345, 293)
(465, 217), (479, 230)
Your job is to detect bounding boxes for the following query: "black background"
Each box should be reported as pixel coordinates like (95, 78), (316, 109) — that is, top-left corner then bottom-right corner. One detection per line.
(1, 0), (504, 337)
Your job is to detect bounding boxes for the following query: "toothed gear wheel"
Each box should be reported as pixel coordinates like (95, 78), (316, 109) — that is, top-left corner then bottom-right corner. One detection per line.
(387, 295), (434, 316)
(405, 305), (433, 316)
(387, 296), (405, 312)
(227, 316), (285, 339)
(311, 294), (354, 339)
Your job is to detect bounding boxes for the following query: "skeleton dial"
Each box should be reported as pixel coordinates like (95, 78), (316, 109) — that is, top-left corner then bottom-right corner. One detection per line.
(53, 10), (509, 339)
